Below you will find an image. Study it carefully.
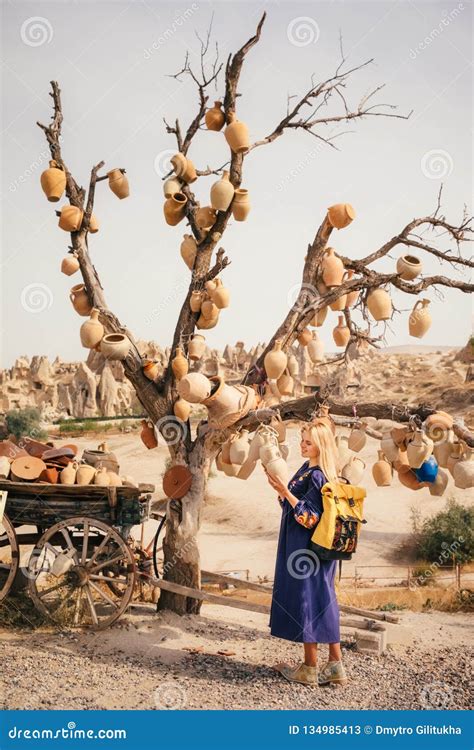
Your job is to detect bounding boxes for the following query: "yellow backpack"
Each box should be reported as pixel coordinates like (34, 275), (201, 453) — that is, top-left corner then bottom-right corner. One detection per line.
(310, 480), (367, 561)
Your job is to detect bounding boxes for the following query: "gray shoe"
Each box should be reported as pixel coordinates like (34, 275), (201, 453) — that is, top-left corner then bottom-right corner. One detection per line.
(276, 661), (319, 687)
(318, 659), (348, 686)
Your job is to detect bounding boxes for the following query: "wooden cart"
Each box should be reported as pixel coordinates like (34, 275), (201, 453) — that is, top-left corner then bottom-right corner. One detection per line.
(0, 480), (154, 630)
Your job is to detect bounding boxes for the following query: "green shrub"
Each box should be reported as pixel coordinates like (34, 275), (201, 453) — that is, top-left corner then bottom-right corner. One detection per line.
(417, 498), (474, 565)
(6, 408), (46, 440)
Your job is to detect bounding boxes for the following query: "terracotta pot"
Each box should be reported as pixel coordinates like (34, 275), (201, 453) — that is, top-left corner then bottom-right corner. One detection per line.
(277, 369), (294, 396)
(447, 443), (464, 477)
(41, 160), (67, 202)
(264, 339), (288, 379)
(171, 348), (188, 380)
(327, 203), (355, 230)
(380, 432), (400, 463)
(372, 450), (392, 486)
(428, 468), (449, 496)
(287, 354), (299, 377)
(229, 430), (250, 465)
(321, 247), (345, 287)
(409, 299), (431, 339)
(196, 311), (219, 330)
(224, 112), (250, 153)
(180, 235), (197, 270)
(39, 465), (59, 484)
(59, 205), (83, 232)
(189, 290), (204, 313)
(60, 460), (78, 485)
(297, 328), (312, 347)
(201, 376), (256, 429)
(143, 360), (160, 381)
(231, 189), (250, 221)
(195, 206), (217, 231)
(188, 334), (206, 361)
(453, 450), (473, 489)
(210, 278), (230, 309)
(82, 444), (119, 474)
(307, 331), (325, 363)
(108, 472), (123, 487)
(94, 465), (111, 486)
(140, 420), (158, 450)
(0, 456), (10, 479)
(210, 170), (234, 211)
(391, 425), (411, 448)
(406, 430), (433, 469)
(397, 464), (423, 491)
(236, 458), (257, 480)
(344, 270), (360, 308)
(201, 298), (219, 320)
(174, 398), (191, 422)
(424, 411), (453, 441)
(332, 315), (350, 347)
(171, 153), (197, 183)
(329, 293), (347, 311)
(341, 456), (365, 485)
(177, 372), (212, 403)
(205, 101), (225, 131)
(100, 333), (130, 360)
(163, 177), (182, 198)
(397, 254), (422, 281)
(76, 463), (96, 486)
(61, 253), (79, 276)
(312, 306), (328, 327)
(80, 308), (104, 349)
(367, 288), (392, 321)
(433, 431), (454, 468)
(265, 457), (289, 485)
(348, 425), (367, 453)
(205, 279), (217, 294)
(164, 193), (187, 225)
(70, 283), (92, 317)
(88, 213), (99, 233)
(107, 168), (129, 199)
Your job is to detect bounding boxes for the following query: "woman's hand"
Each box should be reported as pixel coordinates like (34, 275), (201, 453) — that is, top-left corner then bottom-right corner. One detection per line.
(264, 467), (288, 498)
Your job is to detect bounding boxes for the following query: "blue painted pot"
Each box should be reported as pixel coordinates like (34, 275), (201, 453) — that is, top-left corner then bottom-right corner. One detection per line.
(414, 455), (439, 483)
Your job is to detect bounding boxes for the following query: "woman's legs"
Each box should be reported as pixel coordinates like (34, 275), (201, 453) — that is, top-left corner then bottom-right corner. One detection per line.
(328, 642), (342, 661)
(303, 642), (318, 667)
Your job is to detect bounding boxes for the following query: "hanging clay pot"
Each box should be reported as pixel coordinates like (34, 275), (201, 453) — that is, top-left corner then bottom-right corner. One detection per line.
(205, 279), (217, 294)
(80, 308), (104, 349)
(307, 331), (325, 363)
(195, 206), (217, 231)
(333, 315), (350, 347)
(60, 460), (78, 485)
(433, 431), (455, 468)
(367, 288), (392, 321)
(94, 466), (111, 486)
(201, 376), (256, 429)
(327, 203), (355, 230)
(329, 292), (347, 312)
(180, 235), (197, 270)
(140, 420), (158, 450)
(59, 205), (83, 232)
(224, 111), (250, 153)
(41, 160), (67, 202)
(447, 442), (464, 477)
(76, 463), (96, 486)
(312, 306), (328, 327)
(414, 455), (439, 483)
(429, 468), (449, 497)
(164, 193), (187, 226)
(100, 333), (130, 360)
(397, 254), (422, 281)
(265, 457), (289, 485)
(236, 458), (257, 480)
(277, 369), (294, 396)
(260, 440), (283, 465)
(321, 248), (344, 287)
(171, 348), (189, 380)
(406, 429), (433, 469)
(287, 354), (299, 377)
(177, 372), (212, 403)
(70, 283), (92, 317)
(229, 430), (250, 465)
(210, 170), (234, 211)
(107, 168), (129, 199)
(453, 448), (474, 489)
(397, 464), (423, 491)
(391, 425), (411, 448)
(372, 451), (392, 486)
(210, 278), (230, 309)
(297, 328), (312, 347)
(163, 176), (182, 198)
(88, 213), (99, 233)
(143, 360), (160, 381)
(344, 270), (360, 308)
(189, 290), (204, 313)
(231, 189), (250, 221)
(205, 101), (225, 131)
(264, 339), (287, 379)
(174, 398), (191, 422)
(201, 298), (219, 320)
(348, 424), (367, 453)
(61, 253), (79, 276)
(196, 311), (219, 330)
(341, 456), (365, 485)
(380, 432), (400, 463)
(409, 299), (431, 339)
(188, 334), (206, 360)
(170, 153), (197, 183)
(424, 411), (453, 442)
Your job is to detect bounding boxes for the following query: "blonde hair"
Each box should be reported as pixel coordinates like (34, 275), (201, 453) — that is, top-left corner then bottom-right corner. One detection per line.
(301, 420), (339, 482)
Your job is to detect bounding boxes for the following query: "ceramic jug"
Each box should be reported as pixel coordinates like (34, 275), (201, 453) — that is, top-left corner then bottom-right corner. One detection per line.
(210, 278), (230, 309)
(332, 316), (350, 347)
(231, 188), (250, 221)
(326, 203), (355, 230)
(70, 283), (92, 317)
(180, 235), (197, 269)
(177, 372), (212, 403)
(163, 193), (187, 225)
(76, 463), (96, 486)
(229, 430), (250, 465)
(41, 160), (67, 202)
(61, 253), (79, 276)
(188, 334), (206, 360)
(348, 424), (367, 453)
(224, 111), (250, 153)
(406, 430), (434, 469)
(80, 308), (104, 349)
(60, 461), (78, 485)
(210, 171), (234, 211)
(312, 306), (328, 327)
(307, 331), (325, 363)
(59, 205), (83, 232)
(321, 247), (344, 287)
(367, 288), (392, 321)
(264, 339), (287, 379)
(163, 177), (182, 198)
(140, 420), (158, 450)
(372, 451), (392, 486)
(174, 398), (191, 422)
(107, 168), (129, 199)
(409, 299), (432, 339)
(171, 348), (189, 380)
(205, 101), (225, 131)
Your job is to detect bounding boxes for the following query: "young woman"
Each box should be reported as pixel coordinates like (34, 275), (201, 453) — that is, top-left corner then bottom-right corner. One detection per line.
(265, 419), (347, 687)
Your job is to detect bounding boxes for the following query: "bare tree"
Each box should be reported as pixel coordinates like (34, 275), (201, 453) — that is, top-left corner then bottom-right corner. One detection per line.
(37, 14), (473, 614)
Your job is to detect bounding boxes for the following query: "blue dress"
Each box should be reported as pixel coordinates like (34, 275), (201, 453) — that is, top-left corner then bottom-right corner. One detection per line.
(269, 461), (340, 644)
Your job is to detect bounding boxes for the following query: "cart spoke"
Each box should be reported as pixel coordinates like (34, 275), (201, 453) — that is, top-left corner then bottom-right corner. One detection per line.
(81, 520), (90, 564)
(61, 527), (79, 560)
(88, 580), (119, 608)
(90, 552), (126, 574)
(88, 531), (112, 566)
(89, 574), (129, 584)
(37, 579), (70, 599)
(44, 542), (61, 557)
(84, 584), (99, 625)
(73, 588), (84, 626)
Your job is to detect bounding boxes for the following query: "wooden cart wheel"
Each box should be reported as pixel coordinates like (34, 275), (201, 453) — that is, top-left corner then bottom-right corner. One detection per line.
(0, 514), (19, 603)
(27, 517), (136, 630)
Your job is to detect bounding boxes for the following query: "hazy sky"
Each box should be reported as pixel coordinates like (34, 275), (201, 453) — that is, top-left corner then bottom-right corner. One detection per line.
(1, 0), (472, 366)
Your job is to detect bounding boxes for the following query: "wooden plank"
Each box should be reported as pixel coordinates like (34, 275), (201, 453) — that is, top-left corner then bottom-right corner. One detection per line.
(0, 480), (142, 499)
(151, 578), (271, 615)
(339, 603), (399, 623)
(339, 616), (386, 632)
(201, 569), (271, 594)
